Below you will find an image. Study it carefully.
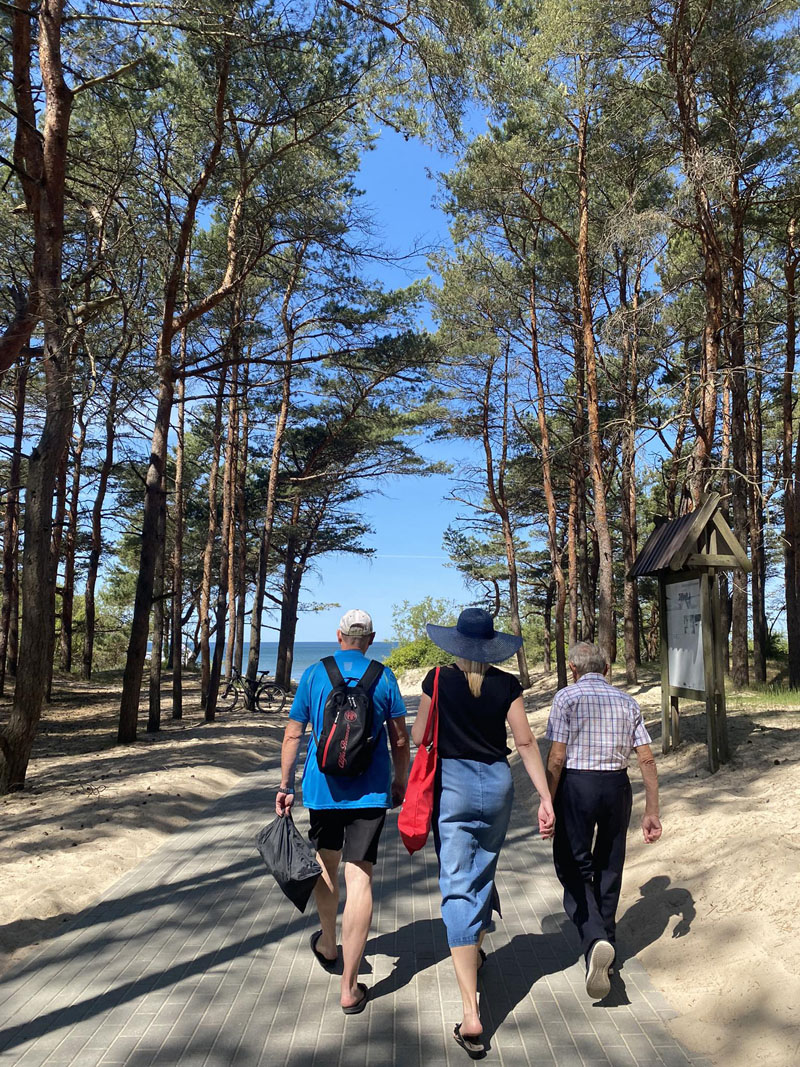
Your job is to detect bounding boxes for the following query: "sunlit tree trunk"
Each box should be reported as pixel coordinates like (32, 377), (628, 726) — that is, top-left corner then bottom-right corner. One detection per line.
(527, 265), (566, 688)
(577, 99), (614, 669)
(729, 192), (749, 687)
(748, 323), (767, 684)
(0, 0), (75, 793)
(59, 399), (87, 673)
(200, 369), (227, 706)
(246, 245), (305, 702)
(118, 49), (232, 743)
(0, 358), (28, 696)
(83, 369), (118, 679)
(234, 359), (249, 673)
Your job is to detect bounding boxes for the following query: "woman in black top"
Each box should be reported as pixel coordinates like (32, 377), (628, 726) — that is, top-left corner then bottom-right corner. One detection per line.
(412, 608), (554, 1059)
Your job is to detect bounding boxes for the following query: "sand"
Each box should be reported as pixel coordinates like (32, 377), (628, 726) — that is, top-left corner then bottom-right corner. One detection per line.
(2, 666), (798, 1066)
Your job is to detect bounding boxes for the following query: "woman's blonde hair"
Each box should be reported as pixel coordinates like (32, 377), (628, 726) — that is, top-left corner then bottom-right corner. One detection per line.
(456, 657), (489, 698)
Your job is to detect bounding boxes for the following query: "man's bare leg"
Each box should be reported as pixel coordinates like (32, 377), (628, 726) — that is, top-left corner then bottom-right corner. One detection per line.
(340, 860), (373, 1007)
(313, 848), (341, 962)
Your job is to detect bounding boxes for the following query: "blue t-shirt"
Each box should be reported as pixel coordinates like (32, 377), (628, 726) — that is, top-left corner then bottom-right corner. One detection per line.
(289, 649), (406, 810)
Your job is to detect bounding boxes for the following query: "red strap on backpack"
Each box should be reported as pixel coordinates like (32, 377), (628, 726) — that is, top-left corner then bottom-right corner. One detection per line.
(398, 667), (440, 855)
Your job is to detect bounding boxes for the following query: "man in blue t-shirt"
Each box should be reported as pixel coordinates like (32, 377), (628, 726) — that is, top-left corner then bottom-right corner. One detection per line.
(275, 609), (409, 1015)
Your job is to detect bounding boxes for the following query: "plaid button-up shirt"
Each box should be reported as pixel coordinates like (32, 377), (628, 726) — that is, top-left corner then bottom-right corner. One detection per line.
(545, 673), (652, 771)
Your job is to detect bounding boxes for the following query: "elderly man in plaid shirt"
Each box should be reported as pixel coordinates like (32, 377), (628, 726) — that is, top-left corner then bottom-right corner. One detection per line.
(545, 642), (662, 1000)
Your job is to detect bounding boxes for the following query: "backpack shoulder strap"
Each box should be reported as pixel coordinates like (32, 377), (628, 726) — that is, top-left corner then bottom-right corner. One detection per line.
(321, 656), (345, 688)
(356, 659), (384, 693)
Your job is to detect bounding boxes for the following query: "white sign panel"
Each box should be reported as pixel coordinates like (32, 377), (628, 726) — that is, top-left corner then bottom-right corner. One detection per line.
(666, 579), (705, 692)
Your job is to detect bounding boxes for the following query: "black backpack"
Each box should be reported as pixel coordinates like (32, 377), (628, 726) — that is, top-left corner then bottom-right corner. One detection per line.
(313, 657), (384, 777)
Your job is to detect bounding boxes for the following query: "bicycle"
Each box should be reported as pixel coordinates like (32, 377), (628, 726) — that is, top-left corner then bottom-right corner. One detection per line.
(217, 666), (287, 714)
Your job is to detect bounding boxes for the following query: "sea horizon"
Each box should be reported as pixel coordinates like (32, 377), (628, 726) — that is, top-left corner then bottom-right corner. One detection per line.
(207, 640), (397, 682)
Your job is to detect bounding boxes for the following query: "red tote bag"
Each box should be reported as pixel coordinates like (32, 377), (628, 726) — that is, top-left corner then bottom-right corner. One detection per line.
(398, 667), (440, 855)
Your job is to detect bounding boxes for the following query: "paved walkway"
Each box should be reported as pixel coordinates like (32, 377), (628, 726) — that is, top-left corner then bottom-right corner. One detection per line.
(0, 721), (708, 1067)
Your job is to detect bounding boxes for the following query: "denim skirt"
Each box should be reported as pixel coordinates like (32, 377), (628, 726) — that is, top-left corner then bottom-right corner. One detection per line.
(434, 757), (514, 947)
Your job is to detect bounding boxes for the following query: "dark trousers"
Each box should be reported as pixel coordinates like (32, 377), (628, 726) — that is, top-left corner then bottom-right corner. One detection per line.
(553, 769), (632, 960)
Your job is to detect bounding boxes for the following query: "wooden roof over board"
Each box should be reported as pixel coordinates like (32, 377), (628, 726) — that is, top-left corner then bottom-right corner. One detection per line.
(629, 493), (751, 577)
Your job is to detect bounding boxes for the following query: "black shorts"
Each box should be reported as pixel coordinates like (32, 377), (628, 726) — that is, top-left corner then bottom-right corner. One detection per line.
(308, 808), (386, 864)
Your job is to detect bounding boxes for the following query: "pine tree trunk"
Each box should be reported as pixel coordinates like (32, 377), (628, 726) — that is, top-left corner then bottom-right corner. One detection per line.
(480, 357), (529, 687)
(83, 371), (118, 679)
(147, 505), (166, 733)
(783, 220), (800, 686)
(618, 250), (640, 683)
(0, 358), (28, 696)
(527, 267), (567, 688)
(171, 349), (186, 718)
(170, 253), (190, 718)
(274, 536), (301, 691)
(666, 7), (723, 502)
(577, 100), (614, 669)
(568, 451), (579, 647)
(234, 360), (249, 672)
(118, 368), (174, 743)
(207, 341), (240, 720)
(59, 407), (86, 673)
(199, 369), (227, 706)
(0, 0), (75, 793)
(48, 432), (69, 701)
(729, 200), (749, 687)
(224, 374), (239, 681)
(749, 325), (767, 684)
(118, 49), (231, 743)
(246, 249), (304, 700)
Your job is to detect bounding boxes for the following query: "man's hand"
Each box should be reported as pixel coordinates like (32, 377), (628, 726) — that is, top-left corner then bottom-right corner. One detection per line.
(275, 789), (295, 817)
(642, 814), (662, 843)
(390, 778), (405, 808)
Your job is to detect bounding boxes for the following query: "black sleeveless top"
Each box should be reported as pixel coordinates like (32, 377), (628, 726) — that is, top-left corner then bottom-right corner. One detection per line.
(421, 664), (522, 763)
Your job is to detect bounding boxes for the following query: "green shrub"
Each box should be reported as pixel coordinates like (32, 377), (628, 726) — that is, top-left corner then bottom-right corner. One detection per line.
(383, 637), (454, 672)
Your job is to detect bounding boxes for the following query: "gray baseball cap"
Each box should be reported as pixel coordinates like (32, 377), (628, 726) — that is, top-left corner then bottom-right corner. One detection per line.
(338, 609), (375, 636)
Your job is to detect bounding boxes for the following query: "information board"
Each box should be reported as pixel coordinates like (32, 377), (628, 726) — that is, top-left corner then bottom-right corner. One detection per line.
(665, 578), (705, 692)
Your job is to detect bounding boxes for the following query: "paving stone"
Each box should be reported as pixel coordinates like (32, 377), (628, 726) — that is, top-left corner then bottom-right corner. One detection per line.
(0, 742), (705, 1067)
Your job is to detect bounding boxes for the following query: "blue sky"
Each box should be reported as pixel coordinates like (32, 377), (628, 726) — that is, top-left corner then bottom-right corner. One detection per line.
(287, 128), (477, 641)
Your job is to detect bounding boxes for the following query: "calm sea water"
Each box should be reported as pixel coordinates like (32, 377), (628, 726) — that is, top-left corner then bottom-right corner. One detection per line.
(213, 641), (396, 681)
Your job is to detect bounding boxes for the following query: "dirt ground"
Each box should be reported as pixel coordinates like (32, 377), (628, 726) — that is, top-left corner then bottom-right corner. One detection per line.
(2, 666), (799, 1067)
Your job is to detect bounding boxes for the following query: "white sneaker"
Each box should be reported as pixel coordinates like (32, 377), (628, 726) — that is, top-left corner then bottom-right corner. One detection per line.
(585, 940), (615, 1000)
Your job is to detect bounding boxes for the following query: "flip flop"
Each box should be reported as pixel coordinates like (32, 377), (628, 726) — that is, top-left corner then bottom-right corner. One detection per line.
(453, 1023), (485, 1059)
(341, 982), (369, 1015)
(309, 931), (338, 973)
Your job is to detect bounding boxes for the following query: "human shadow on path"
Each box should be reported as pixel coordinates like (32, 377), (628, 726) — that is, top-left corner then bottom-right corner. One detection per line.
(596, 875), (696, 1008)
(616, 876), (695, 962)
(364, 918), (449, 997)
(478, 917), (581, 1048)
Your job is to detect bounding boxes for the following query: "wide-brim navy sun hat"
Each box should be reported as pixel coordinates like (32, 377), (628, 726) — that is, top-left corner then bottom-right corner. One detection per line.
(426, 608), (523, 664)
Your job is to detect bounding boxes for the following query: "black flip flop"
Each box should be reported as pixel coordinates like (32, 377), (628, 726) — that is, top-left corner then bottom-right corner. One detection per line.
(453, 1023), (485, 1058)
(309, 931), (338, 973)
(342, 982), (369, 1015)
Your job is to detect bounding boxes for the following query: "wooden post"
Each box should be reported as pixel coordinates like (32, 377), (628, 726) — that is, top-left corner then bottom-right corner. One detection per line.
(711, 573), (730, 763)
(701, 573), (719, 772)
(658, 579), (671, 753)
(670, 694), (681, 746)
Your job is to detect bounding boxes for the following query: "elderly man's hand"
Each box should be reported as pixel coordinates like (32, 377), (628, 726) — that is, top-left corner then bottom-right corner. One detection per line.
(275, 789), (295, 817)
(390, 779), (405, 808)
(642, 814), (662, 843)
(537, 798), (555, 840)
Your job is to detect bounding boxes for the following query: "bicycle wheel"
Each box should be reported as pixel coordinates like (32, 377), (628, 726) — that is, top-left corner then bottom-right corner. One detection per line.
(217, 681), (240, 713)
(256, 682), (287, 714)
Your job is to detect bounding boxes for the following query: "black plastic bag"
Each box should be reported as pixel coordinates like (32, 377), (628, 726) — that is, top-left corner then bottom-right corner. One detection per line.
(255, 813), (322, 912)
